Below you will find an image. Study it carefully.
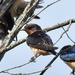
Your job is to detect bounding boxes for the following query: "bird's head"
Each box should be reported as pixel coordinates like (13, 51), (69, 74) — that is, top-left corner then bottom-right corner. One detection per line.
(60, 45), (72, 54)
(22, 24), (42, 35)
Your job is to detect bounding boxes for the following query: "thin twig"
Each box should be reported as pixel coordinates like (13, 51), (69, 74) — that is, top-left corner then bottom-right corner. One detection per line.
(0, 0), (39, 60)
(5, 38), (26, 52)
(54, 29), (68, 45)
(0, 61), (32, 73)
(43, 19), (75, 32)
(26, 0), (60, 23)
(0, 71), (12, 75)
(39, 51), (61, 75)
(1, 19), (75, 56)
(0, 46), (74, 75)
(62, 19), (75, 44)
(0, 53), (60, 75)
(54, 19), (72, 45)
(39, 45), (74, 75)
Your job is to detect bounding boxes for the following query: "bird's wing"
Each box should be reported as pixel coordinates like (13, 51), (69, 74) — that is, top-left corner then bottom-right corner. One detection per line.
(15, 0), (43, 19)
(60, 53), (75, 62)
(27, 31), (58, 53)
(44, 33), (53, 45)
(15, 1), (27, 16)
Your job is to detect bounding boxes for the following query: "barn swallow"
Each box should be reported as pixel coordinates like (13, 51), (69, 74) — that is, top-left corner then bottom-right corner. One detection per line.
(60, 45), (75, 74)
(22, 24), (58, 61)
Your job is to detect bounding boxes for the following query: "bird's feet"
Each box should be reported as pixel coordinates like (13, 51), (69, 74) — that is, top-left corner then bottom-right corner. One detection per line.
(29, 55), (40, 62)
(29, 56), (36, 62)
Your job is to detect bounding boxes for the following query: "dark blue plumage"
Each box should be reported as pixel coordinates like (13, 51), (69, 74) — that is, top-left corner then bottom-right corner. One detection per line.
(60, 45), (75, 62)
(27, 30), (57, 55)
(23, 24), (58, 59)
(60, 45), (75, 70)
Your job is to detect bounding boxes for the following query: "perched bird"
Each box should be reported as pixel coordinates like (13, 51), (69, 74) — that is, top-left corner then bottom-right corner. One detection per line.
(14, 0), (43, 19)
(0, 0), (43, 19)
(0, 0), (43, 40)
(22, 24), (58, 61)
(60, 45), (75, 74)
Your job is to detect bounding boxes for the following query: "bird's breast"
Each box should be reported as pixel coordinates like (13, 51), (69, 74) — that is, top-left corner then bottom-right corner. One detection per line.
(64, 61), (75, 69)
(30, 47), (51, 56)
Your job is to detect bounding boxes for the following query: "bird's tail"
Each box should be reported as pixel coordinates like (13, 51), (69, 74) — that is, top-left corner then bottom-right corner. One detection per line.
(34, 15), (40, 19)
(53, 46), (58, 50)
(32, 14), (40, 19)
(50, 46), (58, 55)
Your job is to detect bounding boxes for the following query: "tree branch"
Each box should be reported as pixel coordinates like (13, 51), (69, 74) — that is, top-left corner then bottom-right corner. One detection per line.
(0, 0), (15, 19)
(39, 51), (60, 75)
(0, 18), (75, 74)
(5, 38), (26, 52)
(43, 19), (75, 32)
(0, 0), (75, 58)
(1, 18), (75, 54)
(0, 61), (31, 73)
(0, 0), (39, 54)
(26, 0), (60, 23)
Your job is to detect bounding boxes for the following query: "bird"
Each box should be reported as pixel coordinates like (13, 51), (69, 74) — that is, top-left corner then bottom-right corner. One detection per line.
(60, 45), (75, 75)
(0, 0), (43, 36)
(0, 0), (43, 20)
(0, 12), (15, 61)
(0, 0), (43, 40)
(14, 0), (43, 19)
(22, 24), (58, 61)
